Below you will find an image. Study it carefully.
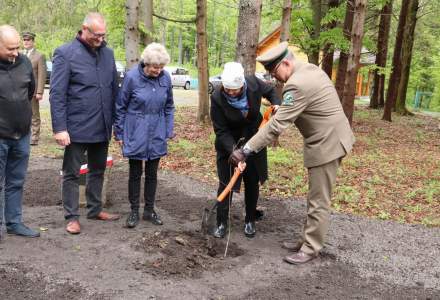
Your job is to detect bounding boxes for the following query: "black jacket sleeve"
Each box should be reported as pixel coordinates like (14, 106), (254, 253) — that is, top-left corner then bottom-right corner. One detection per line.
(210, 93), (236, 155)
(257, 77), (281, 105)
(28, 73), (35, 101)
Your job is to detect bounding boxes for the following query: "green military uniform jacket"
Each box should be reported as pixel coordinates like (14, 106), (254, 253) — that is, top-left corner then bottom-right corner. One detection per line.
(247, 60), (355, 168)
(26, 49), (46, 97)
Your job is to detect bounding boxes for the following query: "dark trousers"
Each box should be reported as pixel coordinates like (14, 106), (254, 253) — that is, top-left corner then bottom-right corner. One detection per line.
(128, 158), (160, 213)
(217, 161), (259, 225)
(0, 133), (30, 226)
(62, 142), (109, 220)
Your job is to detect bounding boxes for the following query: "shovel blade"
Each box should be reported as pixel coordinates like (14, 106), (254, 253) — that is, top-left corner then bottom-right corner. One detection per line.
(201, 201), (217, 235)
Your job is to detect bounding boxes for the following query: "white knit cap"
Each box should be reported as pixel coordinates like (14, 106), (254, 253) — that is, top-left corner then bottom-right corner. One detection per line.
(221, 62), (245, 89)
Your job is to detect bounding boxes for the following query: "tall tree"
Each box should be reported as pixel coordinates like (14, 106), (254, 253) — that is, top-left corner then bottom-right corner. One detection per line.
(125, 0), (140, 68)
(235, 0), (263, 75)
(383, 0), (411, 121)
(335, 0), (354, 100)
(140, 0), (154, 46)
(370, 0), (393, 109)
(341, 0), (368, 125)
(321, 0), (339, 78)
(395, 0), (419, 115)
(196, 0), (209, 123)
(280, 0), (292, 42)
(309, 0), (322, 65)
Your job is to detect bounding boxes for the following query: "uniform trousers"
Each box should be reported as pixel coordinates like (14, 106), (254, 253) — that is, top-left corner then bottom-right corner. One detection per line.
(300, 157), (342, 256)
(31, 97), (40, 144)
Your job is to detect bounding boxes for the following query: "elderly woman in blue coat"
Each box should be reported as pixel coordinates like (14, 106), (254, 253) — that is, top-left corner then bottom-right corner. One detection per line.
(114, 43), (175, 228)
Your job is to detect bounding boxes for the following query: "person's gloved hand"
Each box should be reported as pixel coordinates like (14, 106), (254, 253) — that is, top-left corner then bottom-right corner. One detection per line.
(228, 147), (251, 166)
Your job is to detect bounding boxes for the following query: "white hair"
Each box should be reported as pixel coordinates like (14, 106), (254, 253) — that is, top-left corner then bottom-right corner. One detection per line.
(141, 43), (170, 65)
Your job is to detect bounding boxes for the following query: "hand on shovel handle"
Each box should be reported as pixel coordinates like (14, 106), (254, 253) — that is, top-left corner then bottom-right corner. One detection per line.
(217, 167), (242, 202)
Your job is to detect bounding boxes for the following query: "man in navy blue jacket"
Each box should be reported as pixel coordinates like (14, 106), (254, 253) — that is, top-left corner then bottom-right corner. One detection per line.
(49, 13), (120, 234)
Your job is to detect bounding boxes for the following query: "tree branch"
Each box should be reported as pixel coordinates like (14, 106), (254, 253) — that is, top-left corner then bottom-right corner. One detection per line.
(153, 13), (196, 23)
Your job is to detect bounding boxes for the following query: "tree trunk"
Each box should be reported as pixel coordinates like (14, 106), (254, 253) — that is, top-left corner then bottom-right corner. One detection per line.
(140, 0), (153, 46)
(341, 0), (367, 125)
(178, 0), (183, 65)
(370, 0), (392, 109)
(280, 0), (292, 42)
(196, 0), (210, 123)
(159, 1), (167, 45)
(321, 0), (339, 78)
(125, 0), (140, 69)
(383, 0), (410, 121)
(309, 0), (322, 65)
(335, 0), (355, 100)
(235, 0), (263, 76)
(395, 0), (419, 115)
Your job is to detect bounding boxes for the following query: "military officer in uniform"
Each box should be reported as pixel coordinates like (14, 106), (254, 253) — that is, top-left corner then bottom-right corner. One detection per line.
(21, 31), (46, 145)
(229, 42), (355, 264)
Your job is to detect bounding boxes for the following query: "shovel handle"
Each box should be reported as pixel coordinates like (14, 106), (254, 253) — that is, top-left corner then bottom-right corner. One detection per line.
(217, 168), (241, 202)
(259, 105), (274, 129)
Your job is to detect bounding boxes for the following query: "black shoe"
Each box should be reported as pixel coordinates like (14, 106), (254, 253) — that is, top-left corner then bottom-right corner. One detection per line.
(213, 223), (226, 238)
(256, 209), (264, 221)
(143, 210), (163, 225)
(126, 210), (139, 228)
(244, 222), (256, 238)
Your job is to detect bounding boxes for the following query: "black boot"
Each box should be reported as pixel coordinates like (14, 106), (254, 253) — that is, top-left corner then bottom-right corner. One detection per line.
(244, 221), (256, 238)
(126, 210), (139, 228)
(143, 210), (163, 225)
(213, 223), (227, 238)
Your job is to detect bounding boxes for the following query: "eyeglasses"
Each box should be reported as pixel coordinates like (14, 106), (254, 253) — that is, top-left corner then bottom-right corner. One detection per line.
(23, 38), (32, 41)
(87, 27), (106, 39)
(270, 61), (283, 76)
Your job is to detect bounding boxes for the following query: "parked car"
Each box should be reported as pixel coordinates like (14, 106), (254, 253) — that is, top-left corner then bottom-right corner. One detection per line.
(208, 72), (276, 94)
(115, 60), (126, 87)
(164, 66), (191, 90)
(208, 74), (222, 94)
(46, 60), (52, 85)
(45, 60), (126, 87)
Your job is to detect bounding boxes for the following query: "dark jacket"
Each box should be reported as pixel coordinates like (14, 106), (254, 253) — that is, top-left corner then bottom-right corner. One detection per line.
(113, 63), (174, 160)
(49, 36), (118, 143)
(0, 54), (35, 140)
(210, 75), (281, 187)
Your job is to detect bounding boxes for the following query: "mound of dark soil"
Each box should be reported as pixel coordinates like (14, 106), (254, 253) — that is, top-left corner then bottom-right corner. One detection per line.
(132, 230), (245, 279)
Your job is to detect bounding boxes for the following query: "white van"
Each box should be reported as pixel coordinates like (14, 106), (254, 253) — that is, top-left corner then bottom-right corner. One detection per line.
(164, 66), (191, 90)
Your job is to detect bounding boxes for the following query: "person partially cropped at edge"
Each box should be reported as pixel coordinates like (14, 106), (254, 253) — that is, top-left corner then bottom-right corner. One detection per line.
(229, 42), (355, 264)
(113, 43), (175, 229)
(210, 62), (281, 238)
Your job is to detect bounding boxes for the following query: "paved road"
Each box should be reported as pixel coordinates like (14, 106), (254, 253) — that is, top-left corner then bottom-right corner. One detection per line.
(41, 87), (199, 108)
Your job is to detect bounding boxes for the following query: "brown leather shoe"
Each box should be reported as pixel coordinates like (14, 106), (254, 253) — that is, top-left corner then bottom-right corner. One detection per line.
(94, 211), (120, 221)
(66, 220), (81, 234)
(283, 250), (316, 264)
(282, 241), (302, 252)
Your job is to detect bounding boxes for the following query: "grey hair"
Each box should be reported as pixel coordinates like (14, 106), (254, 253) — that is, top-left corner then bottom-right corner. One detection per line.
(83, 12), (106, 27)
(0, 25), (19, 44)
(141, 43), (170, 65)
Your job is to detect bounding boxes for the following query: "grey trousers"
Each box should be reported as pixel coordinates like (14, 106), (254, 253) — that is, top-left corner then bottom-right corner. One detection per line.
(300, 157), (342, 256)
(62, 142), (108, 220)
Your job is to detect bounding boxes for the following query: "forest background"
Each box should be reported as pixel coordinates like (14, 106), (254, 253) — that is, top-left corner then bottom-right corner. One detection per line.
(1, 0), (440, 111)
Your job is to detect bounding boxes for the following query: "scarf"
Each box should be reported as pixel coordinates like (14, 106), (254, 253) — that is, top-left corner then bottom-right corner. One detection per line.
(223, 82), (248, 116)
